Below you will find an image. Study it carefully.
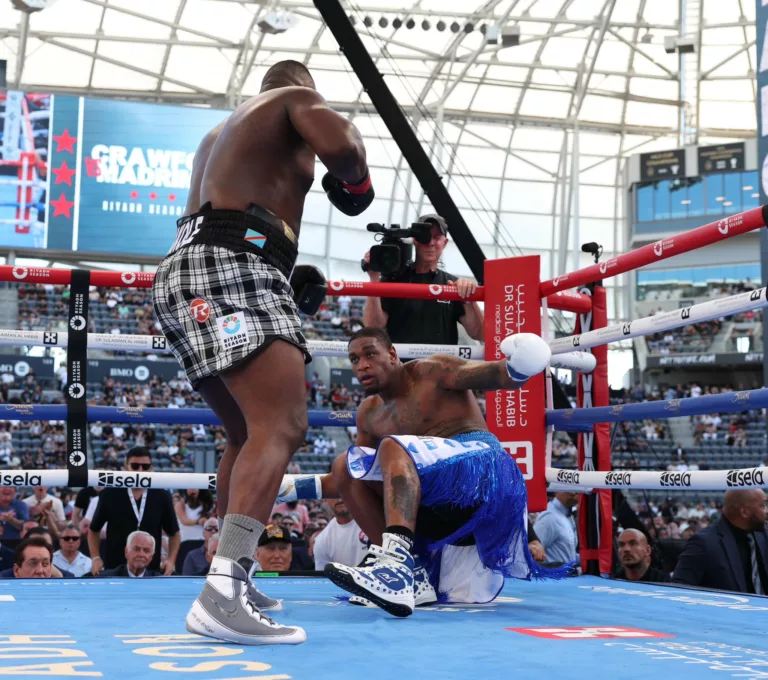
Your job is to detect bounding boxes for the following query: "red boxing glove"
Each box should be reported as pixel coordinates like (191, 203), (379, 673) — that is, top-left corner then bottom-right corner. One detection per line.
(322, 171), (374, 216)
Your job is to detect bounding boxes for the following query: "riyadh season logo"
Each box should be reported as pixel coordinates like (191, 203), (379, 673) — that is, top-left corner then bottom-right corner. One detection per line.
(70, 315), (86, 331)
(69, 451), (86, 466)
(12, 267), (28, 280)
(220, 315), (241, 335)
(68, 383), (85, 399)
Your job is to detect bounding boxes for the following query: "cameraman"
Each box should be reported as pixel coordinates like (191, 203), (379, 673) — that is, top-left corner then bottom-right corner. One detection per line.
(363, 214), (484, 343)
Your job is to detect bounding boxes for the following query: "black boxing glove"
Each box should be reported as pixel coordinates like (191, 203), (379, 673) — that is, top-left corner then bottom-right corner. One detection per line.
(321, 170), (374, 216)
(290, 264), (328, 316)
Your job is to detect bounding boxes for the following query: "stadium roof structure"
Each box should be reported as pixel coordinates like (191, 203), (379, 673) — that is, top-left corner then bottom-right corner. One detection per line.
(0, 0), (758, 321)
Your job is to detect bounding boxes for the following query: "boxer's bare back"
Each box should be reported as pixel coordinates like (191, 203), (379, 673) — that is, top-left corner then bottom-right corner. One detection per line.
(185, 88), (365, 233)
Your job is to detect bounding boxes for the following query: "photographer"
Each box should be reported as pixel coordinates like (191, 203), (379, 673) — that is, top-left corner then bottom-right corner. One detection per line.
(363, 214), (484, 344)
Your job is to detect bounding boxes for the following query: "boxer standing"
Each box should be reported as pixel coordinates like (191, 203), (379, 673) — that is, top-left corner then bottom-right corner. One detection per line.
(153, 60), (374, 644)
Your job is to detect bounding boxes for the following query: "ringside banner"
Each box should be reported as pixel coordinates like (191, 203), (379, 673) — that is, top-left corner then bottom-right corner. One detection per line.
(484, 256), (546, 511)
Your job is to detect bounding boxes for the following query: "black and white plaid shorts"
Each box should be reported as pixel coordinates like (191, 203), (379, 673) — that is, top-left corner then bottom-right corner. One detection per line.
(152, 244), (310, 387)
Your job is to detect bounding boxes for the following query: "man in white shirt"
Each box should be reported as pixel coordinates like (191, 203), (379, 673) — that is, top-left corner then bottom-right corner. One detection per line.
(23, 487), (66, 528)
(338, 295), (352, 315)
(534, 492), (579, 565)
(52, 524), (92, 577)
(313, 499), (369, 571)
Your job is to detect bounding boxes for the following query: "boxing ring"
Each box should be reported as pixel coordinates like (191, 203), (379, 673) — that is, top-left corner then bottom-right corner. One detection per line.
(1, 576), (766, 679)
(1, 205), (768, 678)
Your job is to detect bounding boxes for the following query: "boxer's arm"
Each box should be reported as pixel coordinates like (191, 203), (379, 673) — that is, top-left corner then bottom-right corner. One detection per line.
(420, 354), (520, 392)
(287, 89), (367, 184)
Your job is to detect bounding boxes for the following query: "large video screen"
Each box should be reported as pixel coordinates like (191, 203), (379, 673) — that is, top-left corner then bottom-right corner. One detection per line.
(0, 90), (229, 256)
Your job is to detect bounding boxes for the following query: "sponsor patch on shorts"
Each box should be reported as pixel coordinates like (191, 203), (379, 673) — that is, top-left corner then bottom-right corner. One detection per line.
(216, 311), (250, 350)
(189, 298), (210, 323)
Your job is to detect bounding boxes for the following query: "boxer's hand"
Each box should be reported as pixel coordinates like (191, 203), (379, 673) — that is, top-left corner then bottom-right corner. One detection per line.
(289, 265), (327, 316)
(322, 171), (374, 216)
(500, 333), (551, 382)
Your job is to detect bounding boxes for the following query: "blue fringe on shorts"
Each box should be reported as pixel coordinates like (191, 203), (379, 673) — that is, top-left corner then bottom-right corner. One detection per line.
(415, 430), (572, 584)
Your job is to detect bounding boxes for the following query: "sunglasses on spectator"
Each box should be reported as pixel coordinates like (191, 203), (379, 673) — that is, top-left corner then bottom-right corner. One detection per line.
(203, 525), (218, 532)
(128, 462), (151, 471)
(61, 536), (79, 542)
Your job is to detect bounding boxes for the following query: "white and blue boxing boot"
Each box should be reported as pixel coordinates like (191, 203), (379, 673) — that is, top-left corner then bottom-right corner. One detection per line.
(350, 559), (437, 608)
(325, 533), (415, 617)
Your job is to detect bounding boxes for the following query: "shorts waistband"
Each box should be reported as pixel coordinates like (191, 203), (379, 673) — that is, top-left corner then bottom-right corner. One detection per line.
(449, 431), (501, 448)
(166, 202), (298, 279)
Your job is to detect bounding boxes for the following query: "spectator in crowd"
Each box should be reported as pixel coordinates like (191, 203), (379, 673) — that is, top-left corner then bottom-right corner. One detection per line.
(89, 447), (180, 576)
(673, 489), (768, 594)
(191, 535), (220, 577)
(534, 492), (579, 565)
(100, 531), (162, 578)
(174, 489), (213, 554)
(8, 537), (54, 579)
(0, 487), (29, 539)
(312, 499), (369, 571)
(20, 520), (39, 538)
(527, 519), (547, 563)
(72, 486), (102, 525)
(255, 525), (293, 572)
(273, 499), (310, 533)
(22, 486), (66, 529)
(362, 214), (484, 344)
(0, 527), (13, 571)
(52, 524), (92, 578)
(615, 529), (671, 583)
(182, 518), (219, 576)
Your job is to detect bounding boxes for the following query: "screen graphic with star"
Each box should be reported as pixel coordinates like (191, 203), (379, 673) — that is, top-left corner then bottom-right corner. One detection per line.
(0, 92), (51, 249)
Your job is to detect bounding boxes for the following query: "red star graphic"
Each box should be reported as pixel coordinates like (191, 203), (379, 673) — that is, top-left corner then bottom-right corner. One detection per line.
(53, 129), (77, 154)
(52, 161), (76, 186)
(50, 192), (75, 218)
(168, 193), (176, 201)
(149, 192), (157, 200)
(84, 157), (101, 177)
(130, 190), (139, 199)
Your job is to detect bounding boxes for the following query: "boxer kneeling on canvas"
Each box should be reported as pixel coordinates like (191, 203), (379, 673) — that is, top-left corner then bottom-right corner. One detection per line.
(276, 327), (572, 617)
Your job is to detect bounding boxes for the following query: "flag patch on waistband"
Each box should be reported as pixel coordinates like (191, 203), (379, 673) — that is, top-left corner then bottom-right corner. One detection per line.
(244, 229), (266, 248)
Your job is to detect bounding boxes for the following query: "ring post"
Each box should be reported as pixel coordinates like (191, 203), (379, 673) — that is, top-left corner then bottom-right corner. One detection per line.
(575, 284), (613, 576)
(484, 256), (547, 511)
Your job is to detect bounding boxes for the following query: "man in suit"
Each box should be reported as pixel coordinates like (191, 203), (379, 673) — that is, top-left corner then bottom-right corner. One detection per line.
(673, 489), (767, 594)
(99, 530), (162, 578)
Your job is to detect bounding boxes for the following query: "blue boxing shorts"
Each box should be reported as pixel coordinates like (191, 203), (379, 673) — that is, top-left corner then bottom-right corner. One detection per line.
(346, 430), (571, 604)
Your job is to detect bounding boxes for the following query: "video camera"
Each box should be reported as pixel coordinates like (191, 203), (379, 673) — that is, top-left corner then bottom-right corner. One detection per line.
(360, 222), (433, 279)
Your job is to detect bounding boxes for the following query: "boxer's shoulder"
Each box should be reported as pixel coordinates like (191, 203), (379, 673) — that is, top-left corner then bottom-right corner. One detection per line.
(409, 354), (461, 377)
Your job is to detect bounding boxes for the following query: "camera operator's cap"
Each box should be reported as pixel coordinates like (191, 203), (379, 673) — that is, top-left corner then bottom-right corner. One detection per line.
(419, 214), (448, 236)
(258, 524), (292, 547)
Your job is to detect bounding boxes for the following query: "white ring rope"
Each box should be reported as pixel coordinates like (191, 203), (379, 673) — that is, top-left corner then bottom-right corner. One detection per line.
(0, 329), (596, 372)
(550, 286), (768, 354)
(3, 465), (766, 492)
(546, 467), (768, 491)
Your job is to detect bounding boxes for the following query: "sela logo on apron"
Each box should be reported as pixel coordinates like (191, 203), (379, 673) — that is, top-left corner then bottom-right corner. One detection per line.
(169, 215), (204, 254)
